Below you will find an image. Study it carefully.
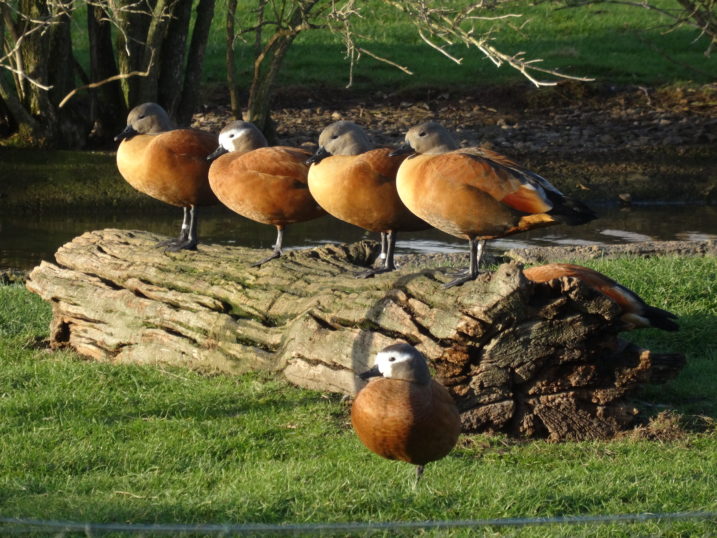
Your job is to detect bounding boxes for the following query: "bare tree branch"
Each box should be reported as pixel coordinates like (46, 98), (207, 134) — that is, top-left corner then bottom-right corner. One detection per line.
(58, 50), (155, 108)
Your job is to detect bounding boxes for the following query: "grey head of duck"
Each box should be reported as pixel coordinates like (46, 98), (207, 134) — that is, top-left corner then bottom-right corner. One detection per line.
(306, 121), (373, 165)
(114, 102), (175, 143)
(207, 120), (268, 161)
(359, 343), (431, 385)
(390, 121), (460, 157)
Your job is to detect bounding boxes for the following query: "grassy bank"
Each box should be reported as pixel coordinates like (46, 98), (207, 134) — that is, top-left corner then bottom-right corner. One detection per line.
(205, 0), (714, 90)
(63, 0), (714, 95)
(1, 255), (716, 535)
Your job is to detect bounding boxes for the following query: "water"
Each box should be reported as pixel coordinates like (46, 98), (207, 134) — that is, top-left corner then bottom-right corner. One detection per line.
(2, 203), (715, 271)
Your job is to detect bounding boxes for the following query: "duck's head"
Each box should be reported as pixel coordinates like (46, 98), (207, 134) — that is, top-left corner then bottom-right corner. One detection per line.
(390, 121), (459, 156)
(207, 120), (268, 160)
(359, 343), (431, 385)
(306, 121), (373, 165)
(115, 102), (174, 142)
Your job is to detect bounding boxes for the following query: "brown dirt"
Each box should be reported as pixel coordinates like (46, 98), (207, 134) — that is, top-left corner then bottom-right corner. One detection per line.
(193, 81), (717, 203)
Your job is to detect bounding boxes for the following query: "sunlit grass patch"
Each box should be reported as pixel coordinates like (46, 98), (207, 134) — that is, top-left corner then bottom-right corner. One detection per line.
(0, 254), (715, 530)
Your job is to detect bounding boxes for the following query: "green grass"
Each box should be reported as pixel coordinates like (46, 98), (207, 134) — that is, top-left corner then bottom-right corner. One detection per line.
(64, 0), (715, 98)
(1, 255), (716, 535)
(197, 0), (715, 91)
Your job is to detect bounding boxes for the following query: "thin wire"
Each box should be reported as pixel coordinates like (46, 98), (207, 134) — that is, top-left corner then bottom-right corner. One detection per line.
(1, 511), (716, 534)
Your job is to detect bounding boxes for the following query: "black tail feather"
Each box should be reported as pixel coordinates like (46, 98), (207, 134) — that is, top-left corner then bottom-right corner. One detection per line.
(645, 305), (680, 332)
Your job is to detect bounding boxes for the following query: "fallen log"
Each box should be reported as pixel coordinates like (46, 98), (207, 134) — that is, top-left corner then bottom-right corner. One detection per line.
(26, 229), (685, 441)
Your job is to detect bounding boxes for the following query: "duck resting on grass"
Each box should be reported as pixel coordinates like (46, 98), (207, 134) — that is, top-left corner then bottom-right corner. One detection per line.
(351, 343), (461, 485)
(115, 102), (218, 251)
(392, 121), (597, 288)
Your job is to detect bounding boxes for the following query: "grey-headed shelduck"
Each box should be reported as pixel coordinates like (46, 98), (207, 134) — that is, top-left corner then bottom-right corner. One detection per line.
(115, 102), (218, 251)
(307, 121), (430, 277)
(392, 121), (596, 287)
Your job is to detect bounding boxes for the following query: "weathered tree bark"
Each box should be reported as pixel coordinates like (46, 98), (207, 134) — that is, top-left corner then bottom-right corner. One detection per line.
(176, 0), (216, 127)
(87, 3), (126, 141)
(158, 0), (194, 118)
(225, 0), (241, 119)
(26, 229), (685, 441)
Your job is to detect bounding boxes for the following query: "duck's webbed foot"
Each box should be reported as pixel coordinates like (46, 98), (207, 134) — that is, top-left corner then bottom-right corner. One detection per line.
(251, 249), (282, 268)
(443, 269), (479, 288)
(164, 238), (198, 252)
(354, 264), (396, 279)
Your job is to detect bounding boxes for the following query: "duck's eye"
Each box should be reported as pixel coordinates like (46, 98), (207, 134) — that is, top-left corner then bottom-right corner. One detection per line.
(229, 133), (235, 138)
(138, 114), (146, 119)
(331, 134), (339, 140)
(388, 356), (396, 362)
(419, 131), (426, 137)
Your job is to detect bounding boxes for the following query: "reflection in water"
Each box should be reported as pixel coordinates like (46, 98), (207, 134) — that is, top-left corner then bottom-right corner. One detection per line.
(1, 204), (716, 270)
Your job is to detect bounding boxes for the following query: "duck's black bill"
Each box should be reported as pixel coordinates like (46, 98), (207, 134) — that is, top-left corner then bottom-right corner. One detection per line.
(114, 125), (138, 143)
(306, 146), (330, 165)
(207, 145), (228, 161)
(358, 365), (383, 380)
(388, 144), (413, 157)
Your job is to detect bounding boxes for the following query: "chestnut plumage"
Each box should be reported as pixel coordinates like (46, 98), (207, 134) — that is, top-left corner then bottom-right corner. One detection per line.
(523, 263), (679, 331)
(393, 121), (596, 287)
(307, 121), (430, 277)
(208, 121), (326, 267)
(115, 102), (218, 251)
(351, 343), (461, 482)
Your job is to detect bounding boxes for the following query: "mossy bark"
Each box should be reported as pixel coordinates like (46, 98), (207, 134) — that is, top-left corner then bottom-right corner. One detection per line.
(26, 229), (685, 441)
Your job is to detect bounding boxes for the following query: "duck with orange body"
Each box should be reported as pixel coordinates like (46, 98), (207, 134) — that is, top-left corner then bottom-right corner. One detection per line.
(207, 121), (326, 266)
(523, 263), (679, 331)
(307, 121), (429, 277)
(351, 343), (461, 483)
(392, 121), (596, 287)
(115, 102), (218, 251)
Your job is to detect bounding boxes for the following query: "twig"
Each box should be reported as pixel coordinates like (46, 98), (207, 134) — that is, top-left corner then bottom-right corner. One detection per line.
(58, 50), (155, 108)
(356, 47), (413, 75)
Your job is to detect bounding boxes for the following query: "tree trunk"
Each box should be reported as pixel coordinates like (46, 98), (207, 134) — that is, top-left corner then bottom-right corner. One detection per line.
(87, 4), (126, 141)
(158, 0), (193, 118)
(26, 229), (685, 441)
(245, 1), (319, 139)
(116, 0), (153, 106)
(136, 0), (172, 105)
(176, 0), (216, 126)
(3, 0), (87, 147)
(226, 0), (241, 118)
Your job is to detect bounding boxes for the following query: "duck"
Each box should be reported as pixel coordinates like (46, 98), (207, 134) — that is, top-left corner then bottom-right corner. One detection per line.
(392, 121), (596, 287)
(523, 263), (679, 331)
(114, 102), (218, 251)
(351, 343), (461, 484)
(207, 121), (326, 266)
(306, 121), (430, 277)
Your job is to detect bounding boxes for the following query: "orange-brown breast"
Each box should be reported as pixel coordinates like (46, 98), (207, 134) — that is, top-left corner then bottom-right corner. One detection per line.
(351, 378), (461, 466)
(117, 129), (218, 207)
(308, 148), (428, 233)
(209, 146), (325, 227)
(396, 151), (558, 240)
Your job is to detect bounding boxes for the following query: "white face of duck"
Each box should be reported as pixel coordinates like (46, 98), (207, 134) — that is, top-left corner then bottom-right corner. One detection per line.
(361, 343), (431, 384)
(218, 121), (268, 152)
